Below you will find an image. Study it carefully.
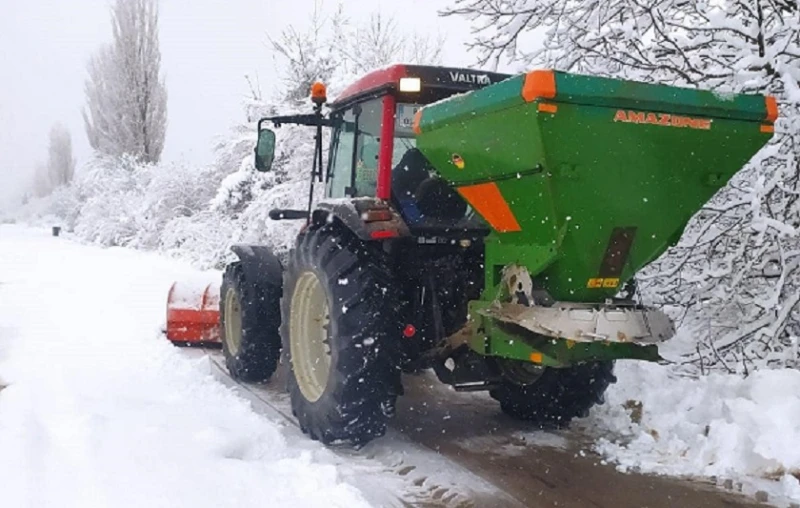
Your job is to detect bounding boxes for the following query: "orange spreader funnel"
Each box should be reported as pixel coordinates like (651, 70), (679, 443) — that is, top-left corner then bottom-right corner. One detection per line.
(166, 281), (221, 344)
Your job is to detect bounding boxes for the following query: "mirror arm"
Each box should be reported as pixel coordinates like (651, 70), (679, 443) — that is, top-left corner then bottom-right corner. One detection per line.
(260, 113), (333, 129)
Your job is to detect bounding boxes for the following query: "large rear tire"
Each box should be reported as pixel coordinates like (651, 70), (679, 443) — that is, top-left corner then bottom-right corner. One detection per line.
(281, 225), (402, 446)
(219, 262), (282, 382)
(489, 360), (616, 428)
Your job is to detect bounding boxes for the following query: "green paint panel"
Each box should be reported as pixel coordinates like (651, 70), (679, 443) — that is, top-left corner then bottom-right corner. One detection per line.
(552, 72), (768, 122)
(417, 71), (774, 302)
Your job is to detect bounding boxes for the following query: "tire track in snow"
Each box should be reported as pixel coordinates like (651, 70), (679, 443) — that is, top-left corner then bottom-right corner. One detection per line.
(183, 347), (524, 507)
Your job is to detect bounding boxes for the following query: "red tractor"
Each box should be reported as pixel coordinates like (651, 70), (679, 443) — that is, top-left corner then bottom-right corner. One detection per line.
(227, 66), (514, 446)
(172, 65), (520, 445)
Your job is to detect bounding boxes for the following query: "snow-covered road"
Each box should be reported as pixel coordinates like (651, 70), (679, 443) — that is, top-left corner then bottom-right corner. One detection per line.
(0, 226), (372, 507)
(3, 224), (800, 508)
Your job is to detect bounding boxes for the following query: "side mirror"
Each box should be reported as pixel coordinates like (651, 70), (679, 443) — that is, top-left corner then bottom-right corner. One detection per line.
(254, 127), (276, 172)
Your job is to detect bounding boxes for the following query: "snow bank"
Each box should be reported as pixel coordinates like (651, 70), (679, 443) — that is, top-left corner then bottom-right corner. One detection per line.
(0, 225), (369, 508)
(589, 360), (800, 504)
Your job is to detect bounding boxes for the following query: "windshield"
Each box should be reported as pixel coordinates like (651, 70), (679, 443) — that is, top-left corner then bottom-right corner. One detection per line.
(393, 103), (421, 168)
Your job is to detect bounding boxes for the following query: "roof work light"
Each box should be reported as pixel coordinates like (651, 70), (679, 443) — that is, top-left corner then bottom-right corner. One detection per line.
(399, 77), (422, 93)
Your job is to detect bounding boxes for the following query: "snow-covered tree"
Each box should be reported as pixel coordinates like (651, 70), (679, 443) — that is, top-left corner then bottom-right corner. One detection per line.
(83, 0), (167, 164)
(32, 162), (51, 198)
(270, 2), (445, 103)
(335, 12), (444, 76)
(268, 1), (341, 105)
(447, 0), (800, 370)
(47, 124), (75, 188)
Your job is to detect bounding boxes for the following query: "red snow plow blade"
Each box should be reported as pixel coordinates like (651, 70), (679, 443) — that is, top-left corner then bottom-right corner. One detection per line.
(166, 282), (221, 345)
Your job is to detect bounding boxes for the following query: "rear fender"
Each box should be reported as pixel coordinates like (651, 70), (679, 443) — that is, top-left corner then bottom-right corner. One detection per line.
(230, 245), (284, 292)
(313, 199), (409, 241)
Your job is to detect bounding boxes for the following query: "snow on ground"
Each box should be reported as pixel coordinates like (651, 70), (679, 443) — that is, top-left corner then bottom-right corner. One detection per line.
(6, 223), (800, 507)
(0, 225), (370, 508)
(588, 360), (800, 505)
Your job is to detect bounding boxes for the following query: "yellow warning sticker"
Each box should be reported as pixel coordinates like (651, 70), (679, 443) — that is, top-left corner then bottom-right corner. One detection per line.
(587, 278), (620, 289)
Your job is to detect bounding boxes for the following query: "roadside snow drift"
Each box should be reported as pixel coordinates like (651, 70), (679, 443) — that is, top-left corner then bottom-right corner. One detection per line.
(0, 226), (369, 508)
(591, 360), (800, 503)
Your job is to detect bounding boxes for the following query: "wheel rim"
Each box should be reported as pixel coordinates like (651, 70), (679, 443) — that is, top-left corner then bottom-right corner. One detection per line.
(224, 287), (243, 356)
(497, 358), (546, 386)
(290, 271), (332, 402)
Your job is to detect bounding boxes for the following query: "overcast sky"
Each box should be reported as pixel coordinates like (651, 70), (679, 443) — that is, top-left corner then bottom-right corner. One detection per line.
(0, 0), (485, 208)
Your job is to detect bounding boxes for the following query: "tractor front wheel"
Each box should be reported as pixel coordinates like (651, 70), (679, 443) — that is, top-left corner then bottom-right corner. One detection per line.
(489, 359), (616, 428)
(219, 262), (282, 382)
(281, 225), (402, 446)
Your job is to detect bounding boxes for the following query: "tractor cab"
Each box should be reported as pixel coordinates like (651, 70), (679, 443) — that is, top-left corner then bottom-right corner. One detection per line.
(255, 64), (510, 236)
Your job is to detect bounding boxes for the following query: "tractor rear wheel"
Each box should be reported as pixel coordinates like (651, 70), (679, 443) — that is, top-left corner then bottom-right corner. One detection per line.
(489, 360), (616, 428)
(219, 262), (282, 382)
(281, 225), (402, 446)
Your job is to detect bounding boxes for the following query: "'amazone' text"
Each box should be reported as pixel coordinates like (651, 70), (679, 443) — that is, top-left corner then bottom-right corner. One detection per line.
(613, 110), (712, 130)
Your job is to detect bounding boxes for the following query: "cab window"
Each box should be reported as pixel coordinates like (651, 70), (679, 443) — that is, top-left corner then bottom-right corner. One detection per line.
(326, 98), (382, 198)
(327, 109), (355, 198)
